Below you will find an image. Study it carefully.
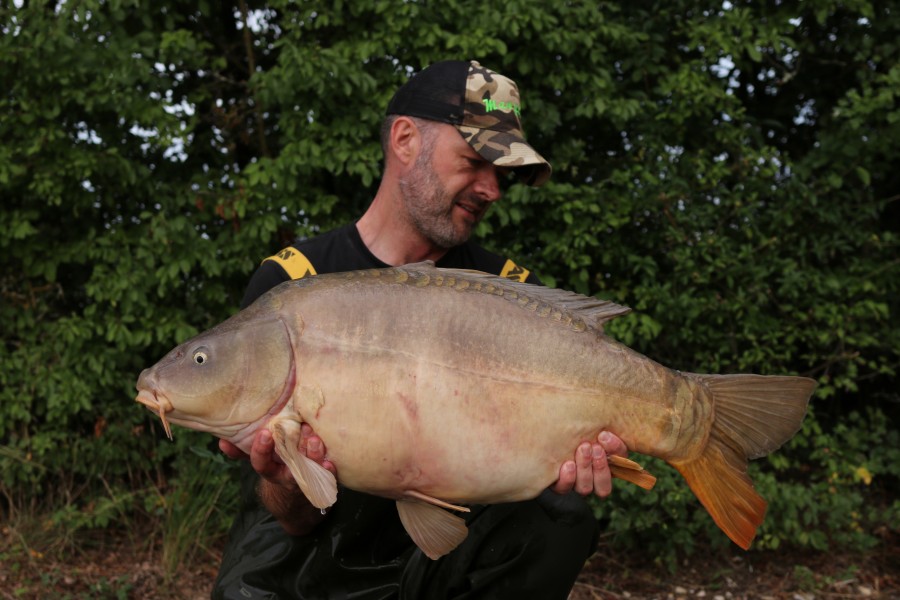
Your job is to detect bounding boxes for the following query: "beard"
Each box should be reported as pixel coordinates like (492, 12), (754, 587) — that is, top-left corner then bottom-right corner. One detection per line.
(398, 149), (489, 249)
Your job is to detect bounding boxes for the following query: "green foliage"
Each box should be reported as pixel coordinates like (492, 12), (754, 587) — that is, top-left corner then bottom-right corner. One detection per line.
(759, 407), (900, 551)
(1, 0), (897, 564)
(154, 446), (239, 584)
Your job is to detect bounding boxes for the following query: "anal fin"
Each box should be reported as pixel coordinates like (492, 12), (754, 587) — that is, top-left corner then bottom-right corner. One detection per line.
(608, 454), (657, 490)
(396, 494), (469, 560)
(269, 416), (338, 509)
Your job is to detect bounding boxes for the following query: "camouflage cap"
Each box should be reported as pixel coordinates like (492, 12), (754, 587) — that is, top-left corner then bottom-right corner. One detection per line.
(386, 60), (551, 186)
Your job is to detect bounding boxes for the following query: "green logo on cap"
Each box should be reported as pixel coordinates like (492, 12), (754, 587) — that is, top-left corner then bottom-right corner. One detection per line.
(482, 98), (521, 117)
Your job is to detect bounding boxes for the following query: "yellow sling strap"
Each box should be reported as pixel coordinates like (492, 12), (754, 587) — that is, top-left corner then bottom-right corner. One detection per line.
(263, 247), (317, 280)
(499, 259), (530, 283)
(265, 249), (528, 283)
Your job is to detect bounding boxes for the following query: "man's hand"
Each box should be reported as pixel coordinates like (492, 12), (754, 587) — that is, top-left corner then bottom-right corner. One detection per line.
(550, 431), (627, 499)
(219, 424), (335, 536)
(219, 424), (336, 489)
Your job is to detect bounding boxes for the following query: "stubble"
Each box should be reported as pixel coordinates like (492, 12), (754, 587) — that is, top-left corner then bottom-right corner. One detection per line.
(399, 135), (485, 249)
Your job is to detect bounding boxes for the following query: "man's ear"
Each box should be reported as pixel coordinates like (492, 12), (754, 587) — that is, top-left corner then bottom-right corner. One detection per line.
(389, 116), (420, 168)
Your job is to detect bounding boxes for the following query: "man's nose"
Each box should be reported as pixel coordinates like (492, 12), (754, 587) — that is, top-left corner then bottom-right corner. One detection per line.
(473, 164), (502, 202)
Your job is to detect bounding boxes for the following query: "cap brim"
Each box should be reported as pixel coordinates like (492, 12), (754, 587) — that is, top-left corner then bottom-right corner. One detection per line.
(456, 126), (552, 187)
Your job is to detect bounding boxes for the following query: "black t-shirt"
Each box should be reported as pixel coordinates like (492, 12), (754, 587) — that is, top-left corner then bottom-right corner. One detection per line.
(241, 222), (538, 309)
(214, 223), (570, 600)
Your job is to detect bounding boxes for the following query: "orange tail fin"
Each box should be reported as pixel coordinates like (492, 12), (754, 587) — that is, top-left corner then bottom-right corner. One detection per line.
(672, 374), (816, 549)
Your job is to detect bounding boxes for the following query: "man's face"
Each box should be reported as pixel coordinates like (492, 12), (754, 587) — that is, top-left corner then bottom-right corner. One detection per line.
(399, 124), (506, 249)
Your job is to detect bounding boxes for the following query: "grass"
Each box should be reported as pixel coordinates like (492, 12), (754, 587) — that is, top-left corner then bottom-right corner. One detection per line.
(0, 445), (238, 599)
(1, 445), (896, 599)
(154, 447), (237, 585)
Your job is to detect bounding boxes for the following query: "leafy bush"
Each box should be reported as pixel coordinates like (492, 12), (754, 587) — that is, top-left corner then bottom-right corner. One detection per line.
(1, 0), (896, 563)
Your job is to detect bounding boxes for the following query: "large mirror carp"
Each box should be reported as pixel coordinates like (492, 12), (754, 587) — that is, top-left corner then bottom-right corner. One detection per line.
(136, 262), (815, 559)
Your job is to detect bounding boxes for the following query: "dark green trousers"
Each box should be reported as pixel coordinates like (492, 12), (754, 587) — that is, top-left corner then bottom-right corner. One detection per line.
(213, 465), (599, 600)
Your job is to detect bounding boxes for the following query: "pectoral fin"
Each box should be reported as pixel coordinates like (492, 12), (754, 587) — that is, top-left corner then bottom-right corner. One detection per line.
(396, 494), (469, 560)
(269, 416), (337, 509)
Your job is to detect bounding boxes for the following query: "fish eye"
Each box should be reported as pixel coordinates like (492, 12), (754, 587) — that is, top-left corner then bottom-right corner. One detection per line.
(192, 348), (209, 365)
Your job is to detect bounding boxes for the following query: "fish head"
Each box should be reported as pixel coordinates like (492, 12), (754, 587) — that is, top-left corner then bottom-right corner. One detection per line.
(135, 317), (295, 446)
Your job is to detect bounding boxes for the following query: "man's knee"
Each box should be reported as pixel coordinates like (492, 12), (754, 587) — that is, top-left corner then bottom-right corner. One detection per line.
(533, 490), (600, 558)
(400, 494), (600, 599)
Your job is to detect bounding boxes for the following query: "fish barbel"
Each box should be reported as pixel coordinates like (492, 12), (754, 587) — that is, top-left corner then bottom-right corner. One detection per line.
(135, 262), (815, 559)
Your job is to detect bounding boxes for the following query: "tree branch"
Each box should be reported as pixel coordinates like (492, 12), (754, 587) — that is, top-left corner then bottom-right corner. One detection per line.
(238, 0), (270, 158)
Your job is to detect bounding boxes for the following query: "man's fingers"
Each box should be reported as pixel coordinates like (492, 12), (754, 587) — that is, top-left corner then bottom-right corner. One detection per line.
(250, 429), (279, 477)
(219, 439), (248, 461)
(599, 431), (627, 458)
(551, 461), (576, 494)
(591, 443), (613, 498)
(548, 432), (628, 498)
(574, 442), (594, 496)
(303, 435), (336, 476)
(306, 436), (325, 462)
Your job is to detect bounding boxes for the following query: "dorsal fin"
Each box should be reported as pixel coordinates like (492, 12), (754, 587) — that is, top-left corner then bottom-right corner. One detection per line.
(396, 261), (631, 331)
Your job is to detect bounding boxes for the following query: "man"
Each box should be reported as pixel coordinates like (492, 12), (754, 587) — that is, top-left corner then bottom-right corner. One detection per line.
(213, 60), (628, 599)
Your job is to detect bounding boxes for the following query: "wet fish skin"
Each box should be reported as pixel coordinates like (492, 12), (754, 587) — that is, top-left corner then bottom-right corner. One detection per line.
(135, 262), (815, 559)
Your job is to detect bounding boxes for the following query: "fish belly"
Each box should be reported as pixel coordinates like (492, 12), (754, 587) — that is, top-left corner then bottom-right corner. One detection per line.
(281, 280), (709, 505)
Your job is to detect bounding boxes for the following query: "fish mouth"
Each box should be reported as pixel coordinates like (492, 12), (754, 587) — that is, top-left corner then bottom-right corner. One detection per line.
(135, 389), (175, 441)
